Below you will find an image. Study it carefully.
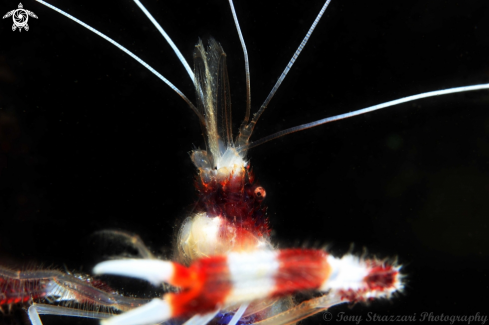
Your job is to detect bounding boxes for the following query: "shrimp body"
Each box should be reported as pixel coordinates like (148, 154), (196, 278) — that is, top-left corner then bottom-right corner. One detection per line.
(177, 160), (270, 263)
(92, 36), (402, 325)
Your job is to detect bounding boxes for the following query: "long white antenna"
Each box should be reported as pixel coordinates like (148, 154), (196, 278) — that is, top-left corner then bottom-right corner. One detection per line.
(242, 83), (489, 151)
(252, 0), (332, 125)
(228, 0), (251, 124)
(35, 0), (204, 123)
(133, 0), (194, 83)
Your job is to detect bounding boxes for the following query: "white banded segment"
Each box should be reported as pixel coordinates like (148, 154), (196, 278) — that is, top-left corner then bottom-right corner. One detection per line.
(323, 255), (370, 291)
(226, 250), (279, 303)
(93, 259), (175, 286)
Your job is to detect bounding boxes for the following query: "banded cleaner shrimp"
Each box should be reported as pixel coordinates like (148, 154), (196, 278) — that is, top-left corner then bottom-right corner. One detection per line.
(1, 0), (489, 324)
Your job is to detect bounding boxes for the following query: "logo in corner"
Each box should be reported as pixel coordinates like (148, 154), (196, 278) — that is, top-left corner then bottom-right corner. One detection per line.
(3, 3), (38, 32)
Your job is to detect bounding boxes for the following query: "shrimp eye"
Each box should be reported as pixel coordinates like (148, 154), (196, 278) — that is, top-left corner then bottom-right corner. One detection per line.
(254, 186), (266, 201)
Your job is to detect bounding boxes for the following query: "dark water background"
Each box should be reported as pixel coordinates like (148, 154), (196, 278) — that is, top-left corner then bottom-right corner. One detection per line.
(1, 0), (489, 324)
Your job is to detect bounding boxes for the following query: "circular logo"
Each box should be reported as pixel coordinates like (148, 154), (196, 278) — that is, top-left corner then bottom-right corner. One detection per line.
(13, 9), (28, 28)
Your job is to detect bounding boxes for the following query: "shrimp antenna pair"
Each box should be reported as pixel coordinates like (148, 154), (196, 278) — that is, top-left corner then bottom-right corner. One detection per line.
(36, 0), (489, 153)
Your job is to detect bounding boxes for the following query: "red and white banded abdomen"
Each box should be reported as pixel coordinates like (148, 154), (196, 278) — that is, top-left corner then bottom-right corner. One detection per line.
(94, 249), (401, 324)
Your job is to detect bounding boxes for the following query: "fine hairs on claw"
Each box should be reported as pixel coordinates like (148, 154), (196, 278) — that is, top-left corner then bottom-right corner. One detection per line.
(1, 1), (489, 325)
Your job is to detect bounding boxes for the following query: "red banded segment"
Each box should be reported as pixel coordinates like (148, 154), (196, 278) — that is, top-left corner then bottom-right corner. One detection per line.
(164, 249), (332, 317)
(273, 249), (331, 296)
(168, 256), (232, 317)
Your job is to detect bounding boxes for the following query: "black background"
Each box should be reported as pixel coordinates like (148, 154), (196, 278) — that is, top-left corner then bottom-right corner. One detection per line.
(1, 0), (489, 324)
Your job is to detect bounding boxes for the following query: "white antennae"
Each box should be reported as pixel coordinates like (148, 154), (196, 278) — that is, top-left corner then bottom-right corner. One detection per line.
(133, 0), (194, 83)
(35, 0), (204, 123)
(242, 83), (489, 151)
(228, 0), (251, 124)
(252, 0), (332, 125)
